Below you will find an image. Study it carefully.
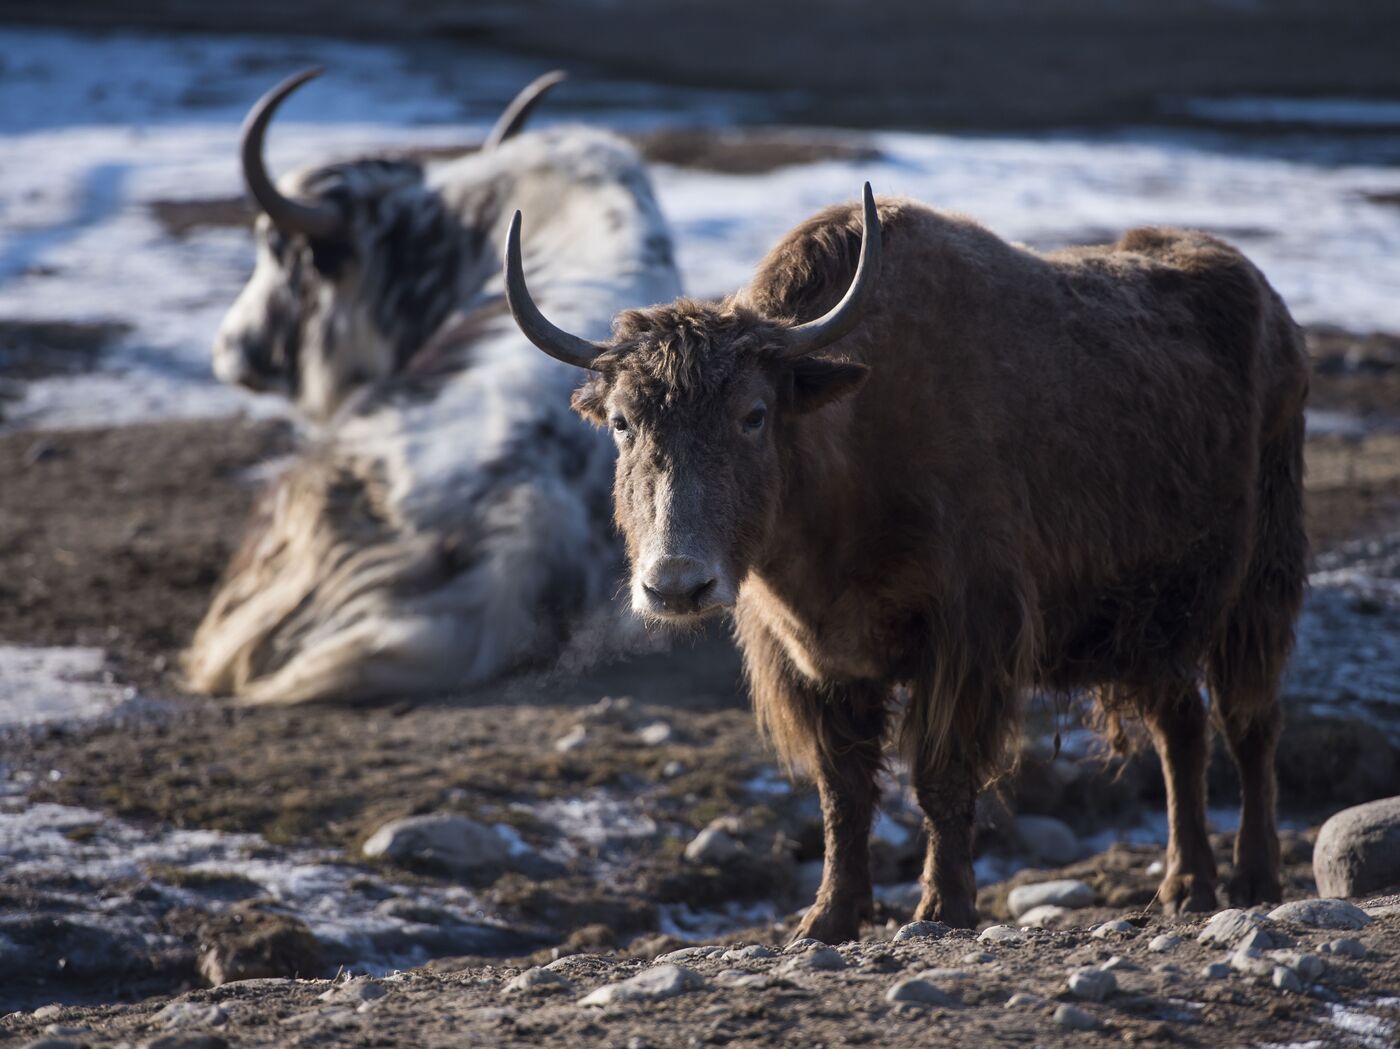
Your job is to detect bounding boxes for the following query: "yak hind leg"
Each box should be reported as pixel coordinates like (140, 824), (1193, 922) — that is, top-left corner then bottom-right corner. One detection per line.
(1141, 681), (1219, 915)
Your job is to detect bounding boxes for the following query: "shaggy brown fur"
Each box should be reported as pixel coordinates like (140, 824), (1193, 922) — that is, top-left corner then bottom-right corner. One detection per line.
(561, 195), (1308, 942)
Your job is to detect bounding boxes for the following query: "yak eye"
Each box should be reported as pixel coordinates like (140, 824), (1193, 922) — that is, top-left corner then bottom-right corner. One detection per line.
(741, 405), (767, 434)
(611, 415), (630, 434)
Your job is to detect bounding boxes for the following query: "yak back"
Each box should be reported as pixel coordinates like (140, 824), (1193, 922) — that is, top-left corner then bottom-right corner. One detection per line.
(743, 196), (1307, 694)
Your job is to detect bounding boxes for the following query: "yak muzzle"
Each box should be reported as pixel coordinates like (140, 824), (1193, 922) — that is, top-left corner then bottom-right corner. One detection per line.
(637, 556), (722, 618)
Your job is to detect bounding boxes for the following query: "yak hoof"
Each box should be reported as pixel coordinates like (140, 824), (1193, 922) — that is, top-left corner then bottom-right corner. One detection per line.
(1224, 866), (1282, 909)
(914, 894), (977, 930)
(792, 901), (868, 945)
(1158, 872), (1219, 915)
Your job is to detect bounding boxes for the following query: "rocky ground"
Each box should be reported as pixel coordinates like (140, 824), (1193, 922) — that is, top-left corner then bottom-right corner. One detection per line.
(2, 261), (1400, 1044)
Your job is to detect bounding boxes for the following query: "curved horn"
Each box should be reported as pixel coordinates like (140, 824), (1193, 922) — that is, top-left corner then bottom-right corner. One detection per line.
(483, 70), (567, 150)
(780, 182), (882, 357)
(504, 210), (608, 370)
(240, 67), (343, 239)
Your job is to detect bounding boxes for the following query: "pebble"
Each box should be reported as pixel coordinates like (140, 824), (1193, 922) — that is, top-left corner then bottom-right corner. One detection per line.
(1007, 878), (1095, 918)
(784, 937), (826, 953)
(781, 947), (847, 972)
(553, 724), (589, 752)
(684, 826), (740, 864)
(578, 965), (706, 1006)
(1067, 968), (1116, 1002)
(892, 920), (949, 942)
(1013, 814), (1082, 866)
(318, 978), (387, 1004)
(885, 978), (959, 1007)
(1268, 898), (1373, 930)
(1148, 934), (1182, 953)
(361, 814), (509, 875)
(1005, 991), (1043, 1008)
(1237, 926), (1287, 953)
(1053, 1004), (1101, 1031)
(1312, 796), (1400, 899)
(656, 945), (724, 963)
(961, 951), (996, 965)
(1018, 904), (1070, 928)
(155, 1002), (229, 1029)
(662, 760), (686, 778)
(1271, 966), (1302, 993)
(1197, 908), (1274, 947)
(636, 721), (675, 745)
(1202, 961), (1231, 980)
(505, 967), (574, 995)
(1092, 919), (1137, 938)
(1100, 955), (1138, 972)
(978, 925), (1025, 944)
(1321, 937), (1367, 958)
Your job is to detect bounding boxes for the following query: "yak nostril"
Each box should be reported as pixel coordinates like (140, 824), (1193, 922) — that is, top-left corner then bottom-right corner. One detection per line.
(688, 578), (716, 604)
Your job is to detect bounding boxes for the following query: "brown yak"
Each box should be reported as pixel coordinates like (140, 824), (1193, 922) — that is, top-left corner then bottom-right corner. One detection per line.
(502, 184), (1308, 943)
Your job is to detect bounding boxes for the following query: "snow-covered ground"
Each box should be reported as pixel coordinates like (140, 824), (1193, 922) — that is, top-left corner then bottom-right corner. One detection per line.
(3, 27), (1400, 431)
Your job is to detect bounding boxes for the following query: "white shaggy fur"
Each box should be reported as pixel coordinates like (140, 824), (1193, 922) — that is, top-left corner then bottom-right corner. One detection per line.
(187, 129), (681, 703)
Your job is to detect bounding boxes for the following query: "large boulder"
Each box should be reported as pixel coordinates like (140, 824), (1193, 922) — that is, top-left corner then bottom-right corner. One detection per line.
(1313, 796), (1400, 899)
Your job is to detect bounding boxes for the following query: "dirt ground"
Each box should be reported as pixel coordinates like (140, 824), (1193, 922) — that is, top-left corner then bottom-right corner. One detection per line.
(1, 325), (1399, 1044)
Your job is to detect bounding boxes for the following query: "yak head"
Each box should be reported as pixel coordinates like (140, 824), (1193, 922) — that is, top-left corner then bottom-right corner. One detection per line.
(214, 68), (563, 419)
(502, 185), (879, 623)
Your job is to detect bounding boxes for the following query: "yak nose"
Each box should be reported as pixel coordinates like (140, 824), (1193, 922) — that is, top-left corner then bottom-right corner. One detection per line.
(641, 556), (717, 615)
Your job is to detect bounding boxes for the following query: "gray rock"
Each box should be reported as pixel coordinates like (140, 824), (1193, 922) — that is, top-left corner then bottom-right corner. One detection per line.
(1197, 908), (1274, 947)
(684, 826), (740, 865)
(578, 964), (705, 1006)
(1053, 1004), (1101, 1031)
(1228, 946), (1275, 977)
(721, 945), (774, 961)
(1067, 968), (1116, 1001)
(1014, 815), (1081, 866)
(361, 814), (509, 876)
(1100, 955), (1138, 972)
(1092, 919), (1137, 938)
(961, 951), (996, 965)
(1005, 991), (1043, 1008)
(1271, 966), (1302, 993)
(505, 967), (574, 995)
(1237, 926), (1287, 952)
(1268, 898), (1373, 930)
(1018, 904), (1069, 928)
(885, 978), (959, 1007)
(1322, 937), (1367, 958)
(1202, 961), (1230, 980)
(893, 920), (949, 942)
(1313, 796), (1400, 899)
(1007, 879), (1095, 918)
(978, 924), (1025, 944)
(636, 721), (675, 745)
(1148, 934), (1182, 953)
(656, 945), (724, 962)
(1272, 951), (1324, 981)
(553, 725), (589, 752)
(782, 946), (847, 971)
(784, 937), (826, 953)
(155, 1002), (229, 1029)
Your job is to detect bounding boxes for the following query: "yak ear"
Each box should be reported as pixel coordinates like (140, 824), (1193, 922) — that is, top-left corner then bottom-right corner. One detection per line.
(787, 357), (870, 414)
(570, 376), (610, 426)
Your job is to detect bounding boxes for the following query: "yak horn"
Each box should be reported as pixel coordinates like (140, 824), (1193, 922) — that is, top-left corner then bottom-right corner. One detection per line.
(240, 67), (343, 240)
(483, 70), (567, 150)
(504, 210), (609, 370)
(780, 182), (882, 357)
